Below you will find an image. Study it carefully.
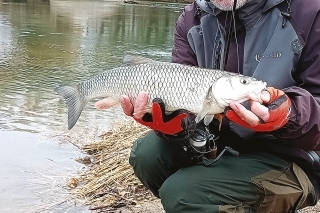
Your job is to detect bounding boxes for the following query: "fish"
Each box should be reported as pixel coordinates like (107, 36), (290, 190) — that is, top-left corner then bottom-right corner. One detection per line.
(55, 55), (267, 130)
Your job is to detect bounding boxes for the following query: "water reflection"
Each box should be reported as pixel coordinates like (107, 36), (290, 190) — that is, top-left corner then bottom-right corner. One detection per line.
(0, 0), (183, 133)
(0, 0), (184, 211)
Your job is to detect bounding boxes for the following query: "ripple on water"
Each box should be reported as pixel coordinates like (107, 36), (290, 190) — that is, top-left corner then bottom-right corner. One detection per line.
(0, 0), (183, 211)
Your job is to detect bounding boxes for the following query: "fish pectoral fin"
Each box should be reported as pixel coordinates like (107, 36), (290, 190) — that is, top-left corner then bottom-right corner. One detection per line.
(198, 114), (224, 131)
(122, 55), (156, 66)
(195, 101), (212, 123)
(195, 85), (214, 123)
(204, 114), (214, 126)
(95, 97), (120, 110)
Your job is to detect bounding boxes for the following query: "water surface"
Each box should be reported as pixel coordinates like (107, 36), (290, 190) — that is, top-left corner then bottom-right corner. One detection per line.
(0, 0), (184, 211)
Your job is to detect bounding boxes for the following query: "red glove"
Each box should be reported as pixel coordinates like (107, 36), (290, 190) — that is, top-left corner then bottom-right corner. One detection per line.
(133, 98), (195, 135)
(225, 87), (291, 132)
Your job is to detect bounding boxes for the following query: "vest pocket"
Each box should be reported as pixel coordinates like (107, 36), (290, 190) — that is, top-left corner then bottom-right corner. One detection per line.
(251, 163), (316, 213)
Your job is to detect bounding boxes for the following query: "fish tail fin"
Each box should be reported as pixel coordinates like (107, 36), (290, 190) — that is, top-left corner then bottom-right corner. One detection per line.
(55, 85), (86, 130)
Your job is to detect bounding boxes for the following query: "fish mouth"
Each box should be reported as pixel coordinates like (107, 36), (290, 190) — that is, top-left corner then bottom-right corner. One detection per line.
(257, 81), (267, 92)
(260, 81), (267, 89)
(263, 81), (267, 88)
(249, 81), (267, 103)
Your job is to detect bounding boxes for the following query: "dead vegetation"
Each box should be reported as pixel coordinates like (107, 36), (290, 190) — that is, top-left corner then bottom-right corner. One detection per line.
(70, 120), (159, 212)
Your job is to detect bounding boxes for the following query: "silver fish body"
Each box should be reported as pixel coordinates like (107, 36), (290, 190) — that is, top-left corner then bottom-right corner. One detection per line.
(55, 56), (267, 130)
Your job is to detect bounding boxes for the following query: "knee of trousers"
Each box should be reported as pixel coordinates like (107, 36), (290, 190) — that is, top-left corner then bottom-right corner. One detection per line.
(158, 169), (220, 213)
(129, 132), (166, 174)
(129, 131), (188, 173)
(159, 175), (193, 212)
(128, 131), (181, 196)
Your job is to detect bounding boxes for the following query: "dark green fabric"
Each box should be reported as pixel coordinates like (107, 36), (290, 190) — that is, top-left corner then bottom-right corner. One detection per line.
(129, 131), (192, 196)
(129, 131), (315, 213)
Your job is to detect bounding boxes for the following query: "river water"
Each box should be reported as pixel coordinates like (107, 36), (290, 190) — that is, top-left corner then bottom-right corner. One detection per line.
(0, 0), (184, 211)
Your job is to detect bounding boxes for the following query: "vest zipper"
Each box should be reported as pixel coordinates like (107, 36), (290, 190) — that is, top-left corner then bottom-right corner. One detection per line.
(214, 40), (222, 69)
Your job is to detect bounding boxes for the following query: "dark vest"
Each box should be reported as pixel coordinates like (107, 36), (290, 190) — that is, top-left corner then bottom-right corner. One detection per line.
(189, 0), (301, 139)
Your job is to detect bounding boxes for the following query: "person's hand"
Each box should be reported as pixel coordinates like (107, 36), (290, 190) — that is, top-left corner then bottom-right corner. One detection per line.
(120, 91), (196, 136)
(225, 87), (291, 132)
(120, 91), (149, 119)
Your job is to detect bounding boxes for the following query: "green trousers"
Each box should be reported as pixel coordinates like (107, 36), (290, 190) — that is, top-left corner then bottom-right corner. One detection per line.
(129, 132), (317, 213)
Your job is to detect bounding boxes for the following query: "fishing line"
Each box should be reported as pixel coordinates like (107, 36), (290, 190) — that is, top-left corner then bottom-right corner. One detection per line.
(223, 10), (231, 71)
(232, 0), (240, 74)
(223, 0), (240, 73)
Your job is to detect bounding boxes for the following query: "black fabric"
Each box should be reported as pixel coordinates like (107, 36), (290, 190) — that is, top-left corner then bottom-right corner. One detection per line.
(268, 94), (288, 110)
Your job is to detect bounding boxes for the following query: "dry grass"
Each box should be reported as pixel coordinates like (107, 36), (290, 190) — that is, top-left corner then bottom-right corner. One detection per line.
(303, 203), (320, 213)
(70, 120), (158, 212)
(70, 120), (320, 212)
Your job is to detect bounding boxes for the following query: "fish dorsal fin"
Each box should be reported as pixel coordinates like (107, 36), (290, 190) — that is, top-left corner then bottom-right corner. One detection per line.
(122, 55), (155, 66)
(195, 86), (214, 123)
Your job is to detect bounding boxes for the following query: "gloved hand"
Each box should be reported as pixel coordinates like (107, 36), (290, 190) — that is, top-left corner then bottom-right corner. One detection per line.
(225, 87), (291, 132)
(120, 92), (196, 138)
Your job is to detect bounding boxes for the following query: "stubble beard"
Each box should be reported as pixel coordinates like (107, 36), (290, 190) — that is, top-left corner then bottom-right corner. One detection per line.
(211, 0), (248, 11)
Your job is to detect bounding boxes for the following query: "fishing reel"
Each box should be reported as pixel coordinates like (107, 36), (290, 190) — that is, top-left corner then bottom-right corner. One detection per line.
(184, 127), (217, 164)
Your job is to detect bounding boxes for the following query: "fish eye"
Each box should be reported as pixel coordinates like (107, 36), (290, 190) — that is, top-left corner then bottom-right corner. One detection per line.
(240, 78), (250, 85)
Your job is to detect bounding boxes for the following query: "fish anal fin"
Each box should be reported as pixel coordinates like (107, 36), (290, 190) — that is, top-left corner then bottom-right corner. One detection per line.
(95, 97), (120, 110)
(132, 106), (152, 117)
(122, 55), (155, 66)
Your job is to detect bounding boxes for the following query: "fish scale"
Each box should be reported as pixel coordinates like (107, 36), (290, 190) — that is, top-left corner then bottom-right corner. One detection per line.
(79, 63), (219, 110)
(55, 55), (266, 130)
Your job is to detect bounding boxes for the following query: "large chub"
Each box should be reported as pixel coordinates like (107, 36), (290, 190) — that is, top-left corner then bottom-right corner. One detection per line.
(54, 56), (267, 130)
(55, 85), (86, 130)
